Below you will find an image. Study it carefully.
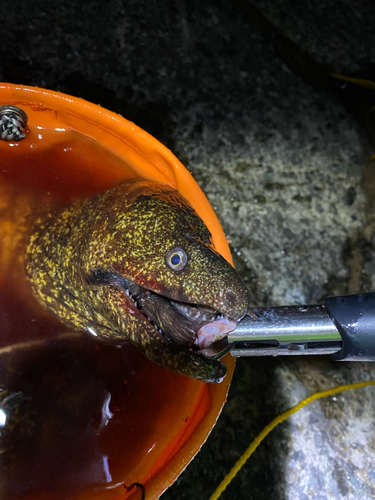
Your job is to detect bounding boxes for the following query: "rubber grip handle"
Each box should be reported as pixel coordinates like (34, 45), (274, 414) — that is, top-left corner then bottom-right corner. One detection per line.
(325, 293), (375, 361)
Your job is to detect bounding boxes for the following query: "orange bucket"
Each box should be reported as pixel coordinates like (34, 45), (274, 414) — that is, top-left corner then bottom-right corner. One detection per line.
(0, 84), (235, 500)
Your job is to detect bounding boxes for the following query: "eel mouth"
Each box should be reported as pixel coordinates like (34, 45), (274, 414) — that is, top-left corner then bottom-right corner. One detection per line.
(118, 277), (237, 351)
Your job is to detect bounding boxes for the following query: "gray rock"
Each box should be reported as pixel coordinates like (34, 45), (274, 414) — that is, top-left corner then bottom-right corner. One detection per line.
(2, 0), (375, 499)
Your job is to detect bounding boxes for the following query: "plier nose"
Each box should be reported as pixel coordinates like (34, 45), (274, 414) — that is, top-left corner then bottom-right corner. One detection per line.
(201, 292), (375, 362)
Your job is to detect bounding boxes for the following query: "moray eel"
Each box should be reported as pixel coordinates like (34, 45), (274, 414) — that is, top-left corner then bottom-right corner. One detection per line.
(25, 179), (249, 382)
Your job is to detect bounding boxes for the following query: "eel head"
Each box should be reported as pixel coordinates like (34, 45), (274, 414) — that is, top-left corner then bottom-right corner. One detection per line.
(26, 180), (249, 383)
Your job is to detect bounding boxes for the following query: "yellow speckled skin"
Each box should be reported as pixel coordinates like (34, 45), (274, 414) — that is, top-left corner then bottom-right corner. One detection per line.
(26, 179), (248, 382)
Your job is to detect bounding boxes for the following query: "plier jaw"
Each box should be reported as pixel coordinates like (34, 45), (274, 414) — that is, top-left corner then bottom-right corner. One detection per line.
(229, 304), (342, 358)
(201, 293), (375, 362)
(201, 304), (341, 360)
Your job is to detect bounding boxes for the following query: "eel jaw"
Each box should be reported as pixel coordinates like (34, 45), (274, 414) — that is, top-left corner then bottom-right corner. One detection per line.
(169, 301), (237, 349)
(117, 277), (238, 352)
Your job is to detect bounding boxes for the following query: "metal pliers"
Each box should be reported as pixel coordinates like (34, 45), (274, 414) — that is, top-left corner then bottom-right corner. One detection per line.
(202, 292), (375, 362)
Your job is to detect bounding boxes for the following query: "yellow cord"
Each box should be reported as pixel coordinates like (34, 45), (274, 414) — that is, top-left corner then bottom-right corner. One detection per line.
(330, 72), (375, 92)
(209, 380), (375, 500)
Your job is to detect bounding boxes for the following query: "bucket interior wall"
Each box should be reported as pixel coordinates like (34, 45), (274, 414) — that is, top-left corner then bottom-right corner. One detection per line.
(0, 84), (235, 500)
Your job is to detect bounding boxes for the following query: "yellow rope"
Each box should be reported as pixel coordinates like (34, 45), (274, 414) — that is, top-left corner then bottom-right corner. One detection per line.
(209, 380), (375, 500)
(330, 72), (375, 92)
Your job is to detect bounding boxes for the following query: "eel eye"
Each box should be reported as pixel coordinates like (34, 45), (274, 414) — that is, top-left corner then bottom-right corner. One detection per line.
(166, 247), (188, 271)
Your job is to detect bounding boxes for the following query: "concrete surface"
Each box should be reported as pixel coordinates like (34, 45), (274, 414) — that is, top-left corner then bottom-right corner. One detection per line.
(2, 0), (375, 498)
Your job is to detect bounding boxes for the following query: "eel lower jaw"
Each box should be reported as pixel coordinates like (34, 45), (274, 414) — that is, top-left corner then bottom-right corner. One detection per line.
(195, 317), (236, 349)
(169, 301), (237, 349)
(119, 279), (237, 351)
